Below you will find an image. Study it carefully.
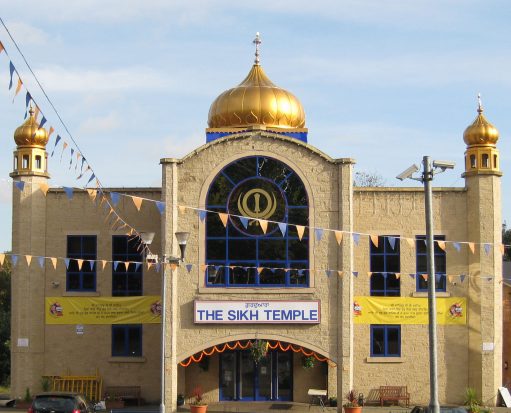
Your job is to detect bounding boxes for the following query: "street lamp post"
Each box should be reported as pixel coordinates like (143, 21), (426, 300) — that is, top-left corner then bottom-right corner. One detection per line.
(397, 156), (455, 413)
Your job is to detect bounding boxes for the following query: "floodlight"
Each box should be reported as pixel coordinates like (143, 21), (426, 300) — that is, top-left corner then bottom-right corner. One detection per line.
(432, 160), (455, 171)
(396, 164), (419, 181)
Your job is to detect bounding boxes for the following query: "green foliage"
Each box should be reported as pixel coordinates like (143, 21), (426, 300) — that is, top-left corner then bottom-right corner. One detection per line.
(0, 256), (11, 387)
(463, 387), (481, 413)
(343, 390), (359, 408)
(41, 377), (51, 392)
(249, 340), (268, 365)
(23, 387), (31, 402)
(302, 355), (315, 370)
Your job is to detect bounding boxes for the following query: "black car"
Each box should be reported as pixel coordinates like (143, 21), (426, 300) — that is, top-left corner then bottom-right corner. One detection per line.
(29, 392), (95, 413)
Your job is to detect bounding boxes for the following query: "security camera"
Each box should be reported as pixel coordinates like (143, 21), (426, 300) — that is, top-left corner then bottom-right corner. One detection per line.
(396, 164), (420, 181)
(51, 281), (60, 287)
(432, 160), (455, 171)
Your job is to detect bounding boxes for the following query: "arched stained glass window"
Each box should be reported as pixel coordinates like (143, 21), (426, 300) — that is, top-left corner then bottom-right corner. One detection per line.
(206, 156), (309, 287)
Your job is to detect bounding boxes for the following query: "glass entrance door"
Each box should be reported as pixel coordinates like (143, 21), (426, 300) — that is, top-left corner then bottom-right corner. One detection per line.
(219, 349), (293, 401)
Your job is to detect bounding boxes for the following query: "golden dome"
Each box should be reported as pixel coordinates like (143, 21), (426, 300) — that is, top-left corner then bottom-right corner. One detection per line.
(14, 108), (49, 148)
(207, 64), (306, 129)
(463, 100), (499, 146)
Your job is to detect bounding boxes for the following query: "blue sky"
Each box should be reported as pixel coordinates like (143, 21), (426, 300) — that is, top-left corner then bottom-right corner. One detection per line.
(1, 0), (511, 252)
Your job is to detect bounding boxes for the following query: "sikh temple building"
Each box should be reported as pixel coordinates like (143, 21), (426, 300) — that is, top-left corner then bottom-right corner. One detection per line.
(9, 36), (504, 411)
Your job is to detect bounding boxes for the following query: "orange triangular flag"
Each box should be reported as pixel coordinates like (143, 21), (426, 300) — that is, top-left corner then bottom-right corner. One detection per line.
(422, 274), (428, 281)
(87, 189), (97, 201)
(77, 259), (83, 271)
(448, 275), (454, 283)
(178, 205), (185, 213)
(48, 126), (55, 139)
(147, 262), (153, 270)
(395, 273), (401, 280)
(257, 267), (264, 274)
(229, 265), (236, 270)
(468, 242), (475, 254)
(437, 241), (446, 251)
(0, 254), (4, 266)
(39, 183), (50, 195)
(50, 257), (57, 269)
(334, 231), (343, 245)
(25, 255), (32, 266)
(296, 225), (305, 241)
(13, 77), (22, 101)
(0, 41), (4, 54)
(218, 212), (229, 227)
(370, 235), (379, 248)
(33, 105), (40, 121)
(170, 263), (177, 271)
(367, 272), (373, 278)
(501, 244), (506, 255)
(101, 260), (107, 270)
(62, 141), (68, 150)
(406, 238), (415, 248)
(132, 196), (143, 211)
(337, 271), (344, 277)
(259, 220), (268, 234)
(200, 264), (208, 272)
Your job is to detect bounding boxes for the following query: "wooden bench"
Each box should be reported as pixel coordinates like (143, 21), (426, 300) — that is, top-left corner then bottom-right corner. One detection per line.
(379, 386), (410, 407)
(104, 386), (141, 406)
(308, 389), (327, 411)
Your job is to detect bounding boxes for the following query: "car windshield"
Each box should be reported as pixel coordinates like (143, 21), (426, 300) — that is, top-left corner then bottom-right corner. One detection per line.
(33, 396), (76, 413)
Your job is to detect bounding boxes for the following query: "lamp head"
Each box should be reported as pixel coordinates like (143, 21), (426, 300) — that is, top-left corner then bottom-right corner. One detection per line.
(175, 232), (190, 261)
(139, 232), (155, 245)
(396, 164), (419, 181)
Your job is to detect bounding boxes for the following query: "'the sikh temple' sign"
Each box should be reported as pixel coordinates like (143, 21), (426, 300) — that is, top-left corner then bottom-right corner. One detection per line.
(194, 300), (321, 324)
(45, 296), (162, 324)
(353, 296), (467, 325)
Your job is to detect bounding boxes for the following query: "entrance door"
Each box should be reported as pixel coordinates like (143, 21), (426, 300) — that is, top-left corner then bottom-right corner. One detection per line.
(219, 349), (293, 401)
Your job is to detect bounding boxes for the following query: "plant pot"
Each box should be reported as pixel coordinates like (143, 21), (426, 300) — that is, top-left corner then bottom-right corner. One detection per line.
(344, 407), (362, 413)
(105, 400), (125, 409)
(190, 405), (208, 413)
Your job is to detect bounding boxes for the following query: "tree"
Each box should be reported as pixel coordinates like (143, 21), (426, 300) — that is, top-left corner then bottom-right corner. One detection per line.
(0, 254), (11, 386)
(353, 171), (386, 187)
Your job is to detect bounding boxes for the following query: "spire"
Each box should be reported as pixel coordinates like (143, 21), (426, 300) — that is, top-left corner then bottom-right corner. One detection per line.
(477, 92), (483, 114)
(253, 32), (261, 65)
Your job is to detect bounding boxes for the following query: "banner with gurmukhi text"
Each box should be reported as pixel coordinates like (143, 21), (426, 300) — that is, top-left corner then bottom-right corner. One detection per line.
(353, 296), (466, 325)
(45, 296), (162, 325)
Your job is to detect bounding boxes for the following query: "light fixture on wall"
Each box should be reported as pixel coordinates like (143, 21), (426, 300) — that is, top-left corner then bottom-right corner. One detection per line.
(51, 281), (60, 288)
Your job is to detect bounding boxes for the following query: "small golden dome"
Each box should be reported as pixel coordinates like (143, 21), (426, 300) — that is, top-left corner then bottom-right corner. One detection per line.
(463, 98), (499, 146)
(14, 108), (49, 148)
(208, 64), (306, 129)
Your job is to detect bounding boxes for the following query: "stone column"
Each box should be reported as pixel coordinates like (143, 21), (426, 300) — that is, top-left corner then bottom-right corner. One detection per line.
(335, 158), (355, 411)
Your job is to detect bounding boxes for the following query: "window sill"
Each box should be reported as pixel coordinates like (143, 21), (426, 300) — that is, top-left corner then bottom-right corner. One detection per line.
(198, 287), (315, 294)
(62, 291), (100, 297)
(411, 292), (450, 298)
(108, 357), (146, 363)
(366, 357), (404, 363)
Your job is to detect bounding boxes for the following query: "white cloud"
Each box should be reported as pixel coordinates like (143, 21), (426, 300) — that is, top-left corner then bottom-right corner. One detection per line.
(4, 21), (49, 45)
(77, 112), (121, 135)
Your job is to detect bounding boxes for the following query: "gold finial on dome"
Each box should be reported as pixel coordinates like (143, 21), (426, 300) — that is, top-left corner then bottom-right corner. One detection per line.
(207, 34), (306, 130)
(14, 106), (49, 148)
(463, 93), (499, 147)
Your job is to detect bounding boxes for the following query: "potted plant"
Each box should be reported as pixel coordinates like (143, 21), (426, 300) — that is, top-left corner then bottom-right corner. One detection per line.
(250, 339), (269, 365)
(329, 397), (338, 407)
(189, 386), (207, 413)
(15, 388), (32, 409)
(177, 394), (185, 406)
(343, 390), (362, 413)
(464, 388), (482, 413)
(104, 393), (124, 409)
(302, 355), (315, 370)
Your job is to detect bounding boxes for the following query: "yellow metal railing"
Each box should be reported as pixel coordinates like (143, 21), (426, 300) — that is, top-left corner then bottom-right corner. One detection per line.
(50, 372), (103, 402)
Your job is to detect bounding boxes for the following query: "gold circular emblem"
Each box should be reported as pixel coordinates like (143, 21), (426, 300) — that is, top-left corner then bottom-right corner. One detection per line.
(237, 188), (277, 222)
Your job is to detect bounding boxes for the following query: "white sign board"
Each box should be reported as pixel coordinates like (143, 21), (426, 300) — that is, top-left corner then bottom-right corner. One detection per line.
(483, 342), (494, 351)
(17, 338), (29, 347)
(194, 300), (320, 324)
(76, 325), (84, 335)
(499, 387), (511, 407)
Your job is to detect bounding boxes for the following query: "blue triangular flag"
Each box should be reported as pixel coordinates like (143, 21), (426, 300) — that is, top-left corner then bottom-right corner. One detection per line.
(25, 91), (31, 108)
(239, 216), (249, 229)
(113, 261), (120, 271)
(11, 255), (19, 266)
(353, 271), (359, 277)
(86, 173), (96, 186)
(51, 135), (62, 157)
(199, 210), (207, 222)
(298, 269), (304, 276)
(64, 258), (70, 269)
(325, 270), (332, 277)
(353, 233), (360, 245)
(453, 242), (461, 252)
(155, 263), (161, 273)
(315, 228), (324, 242)
(409, 273), (415, 279)
(382, 272), (387, 279)
(63, 187), (74, 200)
(156, 201), (165, 215)
(110, 192), (120, 206)
(135, 262), (141, 272)
(484, 244), (491, 255)
(9, 61), (15, 89)
(460, 274), (466, 283)
(214, 265), (221, 273)
(38, 256), (45, 268)
(388, 236), (396, 250)
(278, 222), (287, 236)
(14, 181), (25, 191)
(435, 273), (443, 282)
(185, 264), (193, 273)
(39, 116), (47, 129)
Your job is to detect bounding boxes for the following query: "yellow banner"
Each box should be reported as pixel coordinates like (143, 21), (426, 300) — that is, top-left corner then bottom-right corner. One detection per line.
(353, 296), (466, 325)
(45, 296), (162, 325)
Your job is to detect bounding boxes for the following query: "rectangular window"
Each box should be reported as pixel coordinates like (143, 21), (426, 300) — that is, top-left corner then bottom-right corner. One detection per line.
(416, 235), (446, 292)
(111, 325), (142, 357)
(370, 325), (401, 357)
(66, 235), (97, 291)
(112, 235), (143, 296)
(370, 236), (400, 296)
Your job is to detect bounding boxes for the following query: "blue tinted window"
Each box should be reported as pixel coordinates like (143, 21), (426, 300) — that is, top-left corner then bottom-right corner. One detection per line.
(416, 235), (446, 292)
(66, 235), (96, 291)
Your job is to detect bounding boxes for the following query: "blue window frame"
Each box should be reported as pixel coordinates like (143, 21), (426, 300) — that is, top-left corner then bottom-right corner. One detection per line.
(206, 156), (309, 287)
(112, 236), (143, 296)
(370, 325), (401, 357)
(370, 236), (400, 296)
(111, 325), (142, 357)
(66, 235), (96, 291)
(416, 235), (446, 292)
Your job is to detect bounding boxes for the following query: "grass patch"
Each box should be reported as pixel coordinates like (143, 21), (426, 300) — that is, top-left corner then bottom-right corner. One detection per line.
(0, 385), (10, 394)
